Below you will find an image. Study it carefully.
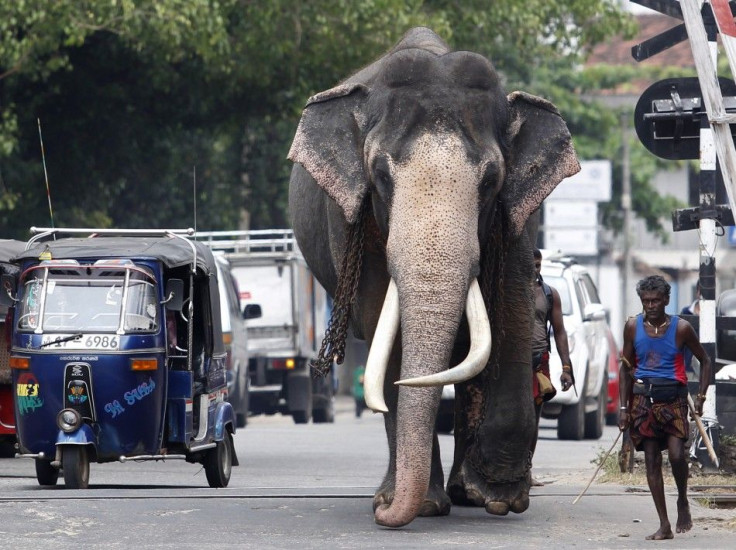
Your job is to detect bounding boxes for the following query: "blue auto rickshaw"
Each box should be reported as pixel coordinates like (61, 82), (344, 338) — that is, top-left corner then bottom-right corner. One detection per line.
(0, 228), (238, 488)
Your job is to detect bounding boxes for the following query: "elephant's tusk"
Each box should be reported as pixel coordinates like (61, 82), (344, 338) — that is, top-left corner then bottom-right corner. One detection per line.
(396, 278), (491, 387)
(363, 279), (399, 413)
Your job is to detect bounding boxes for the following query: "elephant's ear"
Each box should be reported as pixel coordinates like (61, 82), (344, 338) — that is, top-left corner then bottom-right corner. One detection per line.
(288, 83), (369, 224)
(502, 91), (581, 237)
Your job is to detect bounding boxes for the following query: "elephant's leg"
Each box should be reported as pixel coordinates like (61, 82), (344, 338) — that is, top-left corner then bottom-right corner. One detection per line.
(373, 342), (450, 517)
(448, 243), (536, 516)
(447, 360), (536, 515)
(422, 431), (451, 516)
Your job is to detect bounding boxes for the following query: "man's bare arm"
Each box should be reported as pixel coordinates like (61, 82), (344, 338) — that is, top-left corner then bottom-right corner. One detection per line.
(619, 318), (637, 430)
(550, 288), (571, 365)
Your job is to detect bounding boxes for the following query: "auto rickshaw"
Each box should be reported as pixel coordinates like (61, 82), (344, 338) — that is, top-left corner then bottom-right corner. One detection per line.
(0, 239), (26, 456)
(0, 228), (238, 488)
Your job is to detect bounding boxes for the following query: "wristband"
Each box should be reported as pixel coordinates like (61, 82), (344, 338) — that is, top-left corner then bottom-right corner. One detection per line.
(696, 393), (706, 401)
(562, 365), (572, 372)
(619, 406), (627, 411)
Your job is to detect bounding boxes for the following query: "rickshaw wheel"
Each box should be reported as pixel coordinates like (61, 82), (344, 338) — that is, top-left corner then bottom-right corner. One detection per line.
(62, 446), (90, 489)
(35, 459), (59, 486)
(204, 431), (233, 488)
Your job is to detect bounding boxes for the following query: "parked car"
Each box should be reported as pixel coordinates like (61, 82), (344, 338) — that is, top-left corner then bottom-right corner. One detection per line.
(604, 328), (620, 426)
(717, 289), (736, 364)
(214, 255), (254, 428)
(540, 253), (610, 440)
(0, 239), (25, 457)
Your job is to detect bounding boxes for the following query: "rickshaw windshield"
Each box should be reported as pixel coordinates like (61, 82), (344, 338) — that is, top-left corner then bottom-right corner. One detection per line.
(16, 261), (159, 334)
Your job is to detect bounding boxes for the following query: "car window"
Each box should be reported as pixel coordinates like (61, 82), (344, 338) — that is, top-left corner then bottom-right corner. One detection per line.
(574, 278), (588, 311)
(579, 273), (601, 305)
(216, 263), (233, 332)
(542, 275), (572, 316)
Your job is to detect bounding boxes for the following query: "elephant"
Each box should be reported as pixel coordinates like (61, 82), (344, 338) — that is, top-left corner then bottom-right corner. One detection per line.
(287, 27), (580, 528)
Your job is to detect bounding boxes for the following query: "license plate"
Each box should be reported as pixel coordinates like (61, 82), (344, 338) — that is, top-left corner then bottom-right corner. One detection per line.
(41, 334), (120, 350)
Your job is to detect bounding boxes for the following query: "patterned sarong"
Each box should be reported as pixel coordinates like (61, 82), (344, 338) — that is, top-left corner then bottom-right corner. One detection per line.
(629, 394), (689, 451)
(532, 351), (556, 406)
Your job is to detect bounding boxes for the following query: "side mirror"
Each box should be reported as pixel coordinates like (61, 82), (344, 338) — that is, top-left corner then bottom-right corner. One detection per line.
(243, 303), (262, 320)
(163, 279), (184, 311)
(0, 274), (17, 307)
(583, 303), (607, 322)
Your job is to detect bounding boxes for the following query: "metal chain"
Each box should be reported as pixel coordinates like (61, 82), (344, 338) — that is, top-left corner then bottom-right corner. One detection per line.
(310, 201), (366, 377)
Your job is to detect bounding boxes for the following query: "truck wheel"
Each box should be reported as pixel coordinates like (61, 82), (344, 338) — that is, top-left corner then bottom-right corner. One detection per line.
(237, 378), (250, 428)
(0, 440), (16, 458)
(204, 431), (233, 488)
(435, 412), (454, 434)
(584, 373), (606, 440)
(558, 371), (586, 440)
(35, 458), (59, 486)
(292, 410), (311, 424)
(313, 398), (335, 423)
(62, 446), (90, 489)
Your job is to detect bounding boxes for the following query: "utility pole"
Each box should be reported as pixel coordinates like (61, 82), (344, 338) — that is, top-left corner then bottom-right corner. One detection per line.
(621, 112), (633, 328)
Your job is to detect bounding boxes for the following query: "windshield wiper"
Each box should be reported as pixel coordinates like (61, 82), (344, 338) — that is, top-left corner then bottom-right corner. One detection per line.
(39, 333), (83, 349)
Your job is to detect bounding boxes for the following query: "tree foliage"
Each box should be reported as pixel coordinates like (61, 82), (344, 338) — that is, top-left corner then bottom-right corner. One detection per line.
(0, 0), (668, 240)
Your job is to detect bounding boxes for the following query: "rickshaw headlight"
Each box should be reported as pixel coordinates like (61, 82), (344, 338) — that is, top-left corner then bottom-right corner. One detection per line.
(56, 408), (82, 433)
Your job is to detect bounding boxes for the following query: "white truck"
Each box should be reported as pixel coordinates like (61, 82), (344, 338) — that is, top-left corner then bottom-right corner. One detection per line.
(198, 230), (334, 424)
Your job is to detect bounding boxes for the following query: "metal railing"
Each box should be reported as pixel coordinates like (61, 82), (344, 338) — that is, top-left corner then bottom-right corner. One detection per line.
(194, 229), (301, 255)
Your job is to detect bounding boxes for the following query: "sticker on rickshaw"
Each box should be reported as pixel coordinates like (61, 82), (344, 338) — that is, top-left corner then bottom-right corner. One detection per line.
(41, 334), (120, 350)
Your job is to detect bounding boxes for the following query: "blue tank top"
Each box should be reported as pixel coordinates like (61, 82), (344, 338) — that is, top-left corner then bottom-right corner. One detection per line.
(633, 314), (687, 384)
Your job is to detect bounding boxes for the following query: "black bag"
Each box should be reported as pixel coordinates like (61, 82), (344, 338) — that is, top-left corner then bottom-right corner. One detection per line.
(633, 378), (687, 403)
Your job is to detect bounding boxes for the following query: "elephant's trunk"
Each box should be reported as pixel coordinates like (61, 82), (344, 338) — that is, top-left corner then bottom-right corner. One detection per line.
(374, 384), (439, 528)
(371, 129), (483, 528)
(374, 270), (470, 528)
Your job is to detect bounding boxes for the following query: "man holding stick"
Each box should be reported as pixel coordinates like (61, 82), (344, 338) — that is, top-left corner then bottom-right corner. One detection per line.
(619, 275), (711, 541)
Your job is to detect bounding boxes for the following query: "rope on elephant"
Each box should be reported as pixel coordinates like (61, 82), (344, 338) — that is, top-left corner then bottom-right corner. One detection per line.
(310, 199), (367, 378)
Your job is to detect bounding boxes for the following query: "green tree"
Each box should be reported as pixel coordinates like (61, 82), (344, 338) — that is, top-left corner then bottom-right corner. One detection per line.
(0, 0), (654, 238)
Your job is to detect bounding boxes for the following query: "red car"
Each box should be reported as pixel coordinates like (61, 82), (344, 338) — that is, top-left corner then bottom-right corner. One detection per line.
(605, 328), (620, 426)
(0, 240), (25, 456)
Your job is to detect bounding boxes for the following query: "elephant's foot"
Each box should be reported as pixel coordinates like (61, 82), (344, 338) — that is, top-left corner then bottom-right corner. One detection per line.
(447, 462), (530, 516)
(373, 479), (451, 517)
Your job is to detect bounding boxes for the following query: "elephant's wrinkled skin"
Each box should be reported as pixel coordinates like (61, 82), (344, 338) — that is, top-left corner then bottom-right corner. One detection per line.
(288, 27), (580, 528)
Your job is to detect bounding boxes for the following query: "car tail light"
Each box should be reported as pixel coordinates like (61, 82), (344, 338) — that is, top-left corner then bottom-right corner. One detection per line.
(130, 358), (158, 371)
(271, 358), (296, 370)
(9, 356), (29, 369)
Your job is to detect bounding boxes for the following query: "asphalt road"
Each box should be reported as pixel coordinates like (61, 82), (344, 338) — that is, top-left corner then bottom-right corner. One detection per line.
(0, 396), (734, 549)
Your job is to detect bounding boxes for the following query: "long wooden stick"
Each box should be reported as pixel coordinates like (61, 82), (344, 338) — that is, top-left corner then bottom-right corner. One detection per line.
(687, 393), (719, 467)
(572, 430), (622, 504)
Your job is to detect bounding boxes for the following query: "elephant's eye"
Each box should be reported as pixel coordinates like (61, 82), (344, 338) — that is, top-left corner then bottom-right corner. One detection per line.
(480, 163), (502, 193)
(372, 160), (393, 198)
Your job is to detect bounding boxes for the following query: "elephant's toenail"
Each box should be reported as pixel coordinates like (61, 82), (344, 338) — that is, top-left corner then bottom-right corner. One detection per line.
(485, 501), (510, 516)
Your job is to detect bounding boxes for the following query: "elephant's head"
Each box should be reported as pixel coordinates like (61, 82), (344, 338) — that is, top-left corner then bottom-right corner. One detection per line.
(288, 27), (579, 527)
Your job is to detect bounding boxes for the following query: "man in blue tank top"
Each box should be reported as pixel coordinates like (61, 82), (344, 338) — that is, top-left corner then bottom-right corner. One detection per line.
(619, 275), (711, 541)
